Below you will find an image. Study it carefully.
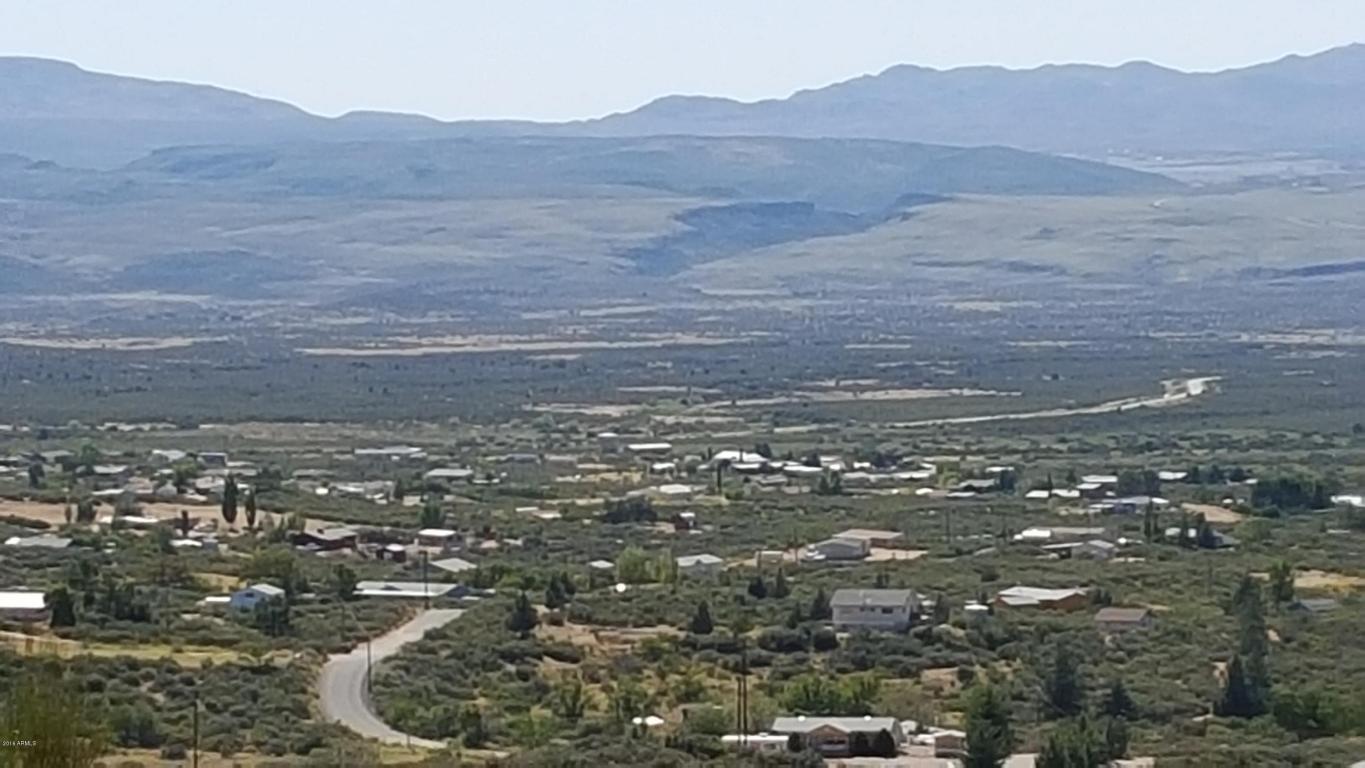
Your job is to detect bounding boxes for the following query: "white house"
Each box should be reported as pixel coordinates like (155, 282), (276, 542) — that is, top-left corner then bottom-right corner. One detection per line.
(354, 581), (460, 599)
(4, 534), (73, 550)
(0, 591), (49, 623)
(832, 528), (903, 547)
(424, 467), (474, 482)
(416, 528), (460, 549)
(1075, 539), (1119, 560)
(771, 715), (905, 757)
(831, 588), (920, 631)
(626, 442), (673, 458)
(430, 556), (478, 575)
(804, 537), (870, 562)
(676, 553), (724, 577)
(229, 583), (285, 611)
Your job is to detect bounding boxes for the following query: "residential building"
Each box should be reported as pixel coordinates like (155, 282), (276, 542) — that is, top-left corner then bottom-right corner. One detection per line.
(676, 553), (724, 577)
(770, 715), (905, 757)
(1075, 539), (1119, 560)
(416, 528), (460, 549)
(291, 526), (358, 551)
(0, 591), (49, 623)
(626, 442), (673, 458)
(719, 734), (791, 753)
(1289, 598), (1339, 615)
(833, 528), (904, 548)
(994, 586), (1090, 611)
(424, 467), (474, 482)
(3, 534), (73, 549)
(229, 583), (285, 611)
(90, 464), (132, 489)
(430, 556), (478, 575)
(354, 581), (462, 599)
(831, 588), (920, 631)
(804, 536), (870, 562)
(198, 452), (229, 468)
(955, 478), (998, 494)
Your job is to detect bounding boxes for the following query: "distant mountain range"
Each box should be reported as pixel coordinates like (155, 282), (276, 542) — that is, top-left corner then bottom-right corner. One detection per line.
(580, 44), (1365, 156)
(2, 45), (1365, 167)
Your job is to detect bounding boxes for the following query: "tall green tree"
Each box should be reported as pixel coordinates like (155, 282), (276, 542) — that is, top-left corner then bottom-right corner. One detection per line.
(506, 590), (539, 636)
(332, 564), (357, 601)
(965, 683), (1014, 768)
(1101, 679), (1136, 719)
(27, 462), (45, 489)
(772, 568), (791, 599)
(1218, 654), (1265, 718)
(809, 587), (832, 620)
(1268, 560), (1295, 607)
(459, 705), (489, 748)
(689, 600), (714, 635)
(221, 476), (239, 527)
(47, 586), (77, 628)
(931, 592), (951, 625)
(244, 489), (258, 530)
(418, 497), (444, 529)
(1042, 640), (1086, 719)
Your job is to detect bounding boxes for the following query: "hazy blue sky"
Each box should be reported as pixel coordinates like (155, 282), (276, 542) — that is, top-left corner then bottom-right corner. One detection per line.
(3, 1), (1363, 120)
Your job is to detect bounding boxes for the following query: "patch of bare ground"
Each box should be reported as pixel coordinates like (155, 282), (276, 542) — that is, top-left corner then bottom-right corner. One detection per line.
(297, 332), (746, 356)
(1294, 569), (1365, 591)
(1183, 502), (1245, 524)
(0, 630), (290, 668)
(536, 622), (681, 655)
(866, 548), (929, 562)
(0, 499), (330, 532)
(920, 666), (963, 694)
(0, 336), (219, 351)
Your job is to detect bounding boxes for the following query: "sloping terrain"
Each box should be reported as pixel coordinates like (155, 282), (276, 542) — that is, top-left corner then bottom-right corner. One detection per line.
(680, 189), (1365, 292)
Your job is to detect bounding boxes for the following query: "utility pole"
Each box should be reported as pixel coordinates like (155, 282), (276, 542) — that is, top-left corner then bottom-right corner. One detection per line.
(421, 550), (430, 609)
(366, 633), (373, 695)
(192, 689), (200, 768)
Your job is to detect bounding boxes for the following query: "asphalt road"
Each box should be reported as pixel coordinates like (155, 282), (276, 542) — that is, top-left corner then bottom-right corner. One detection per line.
(318, 608), (464, 749)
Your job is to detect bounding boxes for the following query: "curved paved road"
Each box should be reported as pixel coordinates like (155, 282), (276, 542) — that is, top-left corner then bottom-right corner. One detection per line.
(318, 608), (464, 749)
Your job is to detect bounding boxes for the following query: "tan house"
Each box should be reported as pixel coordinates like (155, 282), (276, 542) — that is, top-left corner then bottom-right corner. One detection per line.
(770, 715), (904, 757)
(994, 586), (1090, 611)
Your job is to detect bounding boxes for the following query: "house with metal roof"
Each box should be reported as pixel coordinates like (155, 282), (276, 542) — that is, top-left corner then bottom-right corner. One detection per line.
(994, 586), (1090, 611)
(831, 588), (919, 631)
(770, 715), (905, 757)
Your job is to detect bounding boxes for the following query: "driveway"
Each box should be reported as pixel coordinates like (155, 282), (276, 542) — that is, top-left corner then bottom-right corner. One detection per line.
(318, 608), (464, 749)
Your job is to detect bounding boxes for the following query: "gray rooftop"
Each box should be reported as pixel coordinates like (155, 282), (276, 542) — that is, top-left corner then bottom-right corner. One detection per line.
(771, 716), (900, 734)
(830, 588), (915, 609)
